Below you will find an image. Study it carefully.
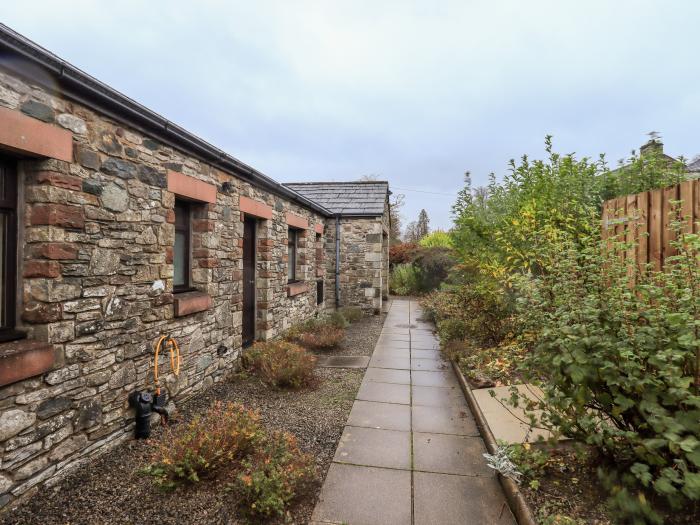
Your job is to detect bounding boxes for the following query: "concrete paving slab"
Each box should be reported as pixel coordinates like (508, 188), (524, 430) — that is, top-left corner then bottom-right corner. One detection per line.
(472, 384), (554, 444)
(347, 400), (411, 431)
(375, 344), (411, 353)
(311, 463), (412, 525)
(414, 472), (516, 525)
(412, 405), (479, 436)
(334, 426), (411, 469)
(368, 355), (411, 370)
(315, 355), (370, 368)
(377, 336), (411, 345)
(373, 349), (411, 359)
(410, 332), (438, 340)
(363, 367), (411, 385)
(413, 432), (493, 476)
(411, 370), (458, 387)
(313, 298), (513, 524)
(357, 381), (411, 404)
(410, 341), (440, 350)
(411, 349), (442, 360)
(411, 385), (468, 408)
(410, 358), (449, 372)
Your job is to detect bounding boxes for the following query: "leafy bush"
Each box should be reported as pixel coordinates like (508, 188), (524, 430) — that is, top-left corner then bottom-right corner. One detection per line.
(513, 228), (700, 523)
(338, 306), (363, 323)
(232, 431), (316, 519)
(390, 263), (422, 295)
(297, 324), (345, 349)
(419, 230), (452, 248)
(142, 401), (263, 489)
(242, 341), (316, 389)
(326, 310), (349, 329)
(389, 242), (418, 266)
(421, 272), (513, 346)
(412, 246), (456, 290)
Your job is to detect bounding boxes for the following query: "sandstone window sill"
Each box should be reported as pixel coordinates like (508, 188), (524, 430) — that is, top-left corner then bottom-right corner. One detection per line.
(287, 281), (309, 297)
(0, 338), (55, 387)
(173, 290), (212, 317)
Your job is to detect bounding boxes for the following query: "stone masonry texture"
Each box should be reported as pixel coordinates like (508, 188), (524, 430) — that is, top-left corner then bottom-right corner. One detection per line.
(0, 64), (389, 510)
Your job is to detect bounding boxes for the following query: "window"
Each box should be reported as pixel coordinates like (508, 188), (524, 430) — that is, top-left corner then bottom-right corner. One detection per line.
(0, 157), (21, 342)
(287, 228), (297, 283)
(316, 279), (324, 305)
(173, 200), (192, 292)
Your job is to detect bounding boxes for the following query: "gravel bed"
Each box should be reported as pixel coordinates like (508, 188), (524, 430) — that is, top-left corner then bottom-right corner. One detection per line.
(314, 311), (386, 357)
(0, 339), (373, 524)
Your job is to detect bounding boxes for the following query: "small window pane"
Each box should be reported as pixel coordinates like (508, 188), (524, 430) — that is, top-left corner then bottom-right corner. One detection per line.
(288, 230), (296, 282)
(173, 202), (190, 290)
(0, 213), (5, 325)
(174, 229), (187, 287)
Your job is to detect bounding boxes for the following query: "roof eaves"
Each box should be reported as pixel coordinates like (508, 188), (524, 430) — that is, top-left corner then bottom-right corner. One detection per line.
(0, 24), (333, 217)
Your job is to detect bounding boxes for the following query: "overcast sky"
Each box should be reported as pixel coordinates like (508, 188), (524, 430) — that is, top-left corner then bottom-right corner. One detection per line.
(3, 1), (700, 230)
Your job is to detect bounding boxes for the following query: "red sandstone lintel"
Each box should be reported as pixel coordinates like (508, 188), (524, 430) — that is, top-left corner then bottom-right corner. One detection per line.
(0, 339), (55, 387)
(287, 281), (308, 297)
(167, 171), (217, 203)
(314, 223), (324, 234)
(0, 107), (73, 162)
(316, 268), (324, 278)
(173, 290), (212, 317)
(286, 212), (309, 229)
(240, 196), (273, 220)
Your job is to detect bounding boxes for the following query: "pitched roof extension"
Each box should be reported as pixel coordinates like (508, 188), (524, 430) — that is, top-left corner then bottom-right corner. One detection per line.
(283, 181), (389, 216)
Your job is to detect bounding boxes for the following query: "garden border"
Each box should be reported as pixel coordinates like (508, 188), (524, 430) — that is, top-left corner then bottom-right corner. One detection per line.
(451, 360), (537, 525)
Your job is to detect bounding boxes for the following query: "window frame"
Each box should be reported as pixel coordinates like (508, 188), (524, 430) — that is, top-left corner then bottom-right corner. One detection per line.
(287, 228), (298, 284)
(0, 157), (23, 343)
(173, 200), (193, 293)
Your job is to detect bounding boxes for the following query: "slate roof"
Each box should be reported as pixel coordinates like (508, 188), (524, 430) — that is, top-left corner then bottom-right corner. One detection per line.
(284, 181), (389, 216)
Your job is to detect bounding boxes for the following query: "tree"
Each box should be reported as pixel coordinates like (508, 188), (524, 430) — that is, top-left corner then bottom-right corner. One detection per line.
(389, 193), (405, 245)
(416, 209), (430, 240)
(403, 221), (420, 243)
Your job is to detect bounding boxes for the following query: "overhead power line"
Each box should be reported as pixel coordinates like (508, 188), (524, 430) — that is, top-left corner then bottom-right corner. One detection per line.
(391, 186), (457, 196)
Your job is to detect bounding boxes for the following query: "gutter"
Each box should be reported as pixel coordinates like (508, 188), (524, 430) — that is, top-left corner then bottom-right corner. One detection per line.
(0, 23), (332, 218)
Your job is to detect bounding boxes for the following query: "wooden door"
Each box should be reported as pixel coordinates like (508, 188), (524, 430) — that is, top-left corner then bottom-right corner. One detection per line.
(242, 217), (256, 347)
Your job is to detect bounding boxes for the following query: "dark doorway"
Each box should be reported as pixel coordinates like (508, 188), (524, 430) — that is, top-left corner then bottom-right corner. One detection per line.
(242, 217), (256, 347)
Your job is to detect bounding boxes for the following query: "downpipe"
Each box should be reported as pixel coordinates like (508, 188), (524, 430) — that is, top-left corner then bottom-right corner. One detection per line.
(335, 214), (341, 308)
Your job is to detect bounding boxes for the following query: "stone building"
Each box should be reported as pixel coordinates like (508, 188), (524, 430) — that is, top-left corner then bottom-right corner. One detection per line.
(0, 25), (390, 507)
(284, 182), (391, 313)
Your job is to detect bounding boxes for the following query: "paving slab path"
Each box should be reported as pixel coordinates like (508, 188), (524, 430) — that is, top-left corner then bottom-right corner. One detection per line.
(311, 298), (516, 525)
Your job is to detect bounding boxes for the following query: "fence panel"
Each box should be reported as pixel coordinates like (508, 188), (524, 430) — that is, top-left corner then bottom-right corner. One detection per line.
(602, 179), (699, 271)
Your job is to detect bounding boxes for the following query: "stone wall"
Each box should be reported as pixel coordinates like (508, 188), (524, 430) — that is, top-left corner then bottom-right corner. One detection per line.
(325, 210), (390, 313)
(0, 68), (329, 508)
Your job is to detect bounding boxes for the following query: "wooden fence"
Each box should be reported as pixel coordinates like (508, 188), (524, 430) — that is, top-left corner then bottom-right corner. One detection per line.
(601, 179), (699, 272)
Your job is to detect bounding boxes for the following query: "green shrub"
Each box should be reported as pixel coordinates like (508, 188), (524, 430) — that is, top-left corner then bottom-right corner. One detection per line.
(142, 401), (263, 490)
(419, 230), (453, 248)
(514, 228), (700, 523)
(390, 263), (421, 295)
(338, 306), (363, 323)
(242, 341), (316, 389)
(421, 272), (513, 347)
(326, 310), (349, 329)
(232, 431), (316, 519)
